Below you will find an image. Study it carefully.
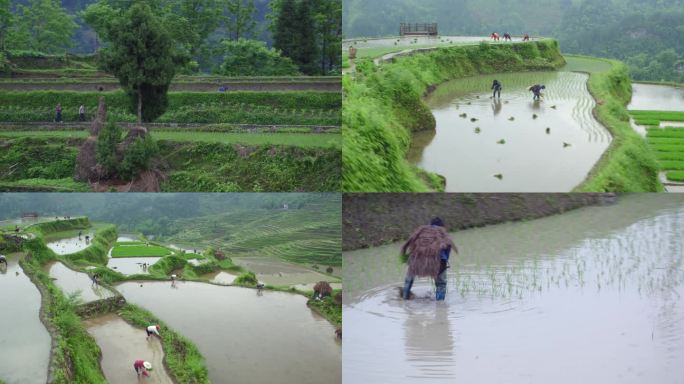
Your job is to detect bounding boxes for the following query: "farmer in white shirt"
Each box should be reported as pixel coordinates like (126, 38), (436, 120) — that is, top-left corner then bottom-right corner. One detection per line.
(146, 324), (161, 340)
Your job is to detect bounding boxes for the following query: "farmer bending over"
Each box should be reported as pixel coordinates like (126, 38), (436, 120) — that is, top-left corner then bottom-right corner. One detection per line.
(401, 217), (457, 301)
(146, 324), (161, 340)
(491, 80), (502, 98)
(529, 84), (546, 100)
(134, 360), (152, 377)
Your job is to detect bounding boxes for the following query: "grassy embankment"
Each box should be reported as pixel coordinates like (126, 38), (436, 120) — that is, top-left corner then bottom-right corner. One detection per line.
(343, 40), (566, 191)
(307, 290), (342, 327)
(628, 110), (684, 182)
(0, 137), (341, 192)
(17, 218), (210, 383)
(566, 55), (661, 191)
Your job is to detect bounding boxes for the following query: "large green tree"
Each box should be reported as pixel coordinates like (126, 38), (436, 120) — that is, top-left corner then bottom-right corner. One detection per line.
(6, 0), (77, 53)
(224, 0), (257, 40)
(97, 1), (187, 123)
(0, 0), (11, 51)
(312, 0), (341, 74)
(218, 38), (298, 76)
(272, 0), (320, 75)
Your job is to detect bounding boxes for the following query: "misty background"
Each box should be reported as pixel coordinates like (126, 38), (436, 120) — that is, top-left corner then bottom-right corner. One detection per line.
(343, 0), (684, 82)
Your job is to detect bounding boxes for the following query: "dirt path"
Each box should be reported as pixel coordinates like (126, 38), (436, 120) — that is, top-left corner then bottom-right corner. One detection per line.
(83, 313), (174, 384)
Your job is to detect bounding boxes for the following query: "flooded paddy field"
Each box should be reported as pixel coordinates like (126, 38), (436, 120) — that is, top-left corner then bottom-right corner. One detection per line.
(45, 261), (114, 303)
(409, 71), (610, 192)
(343, 194), (684, 384)
(107, 257), (161, 275)
(627, 84), (684, 189)
(203, 270), (238, 284)
(234, 257), (341, 287)
(45, 232), (94, 255)
(83, 313), (173, 384)
(628, 83), (684, 111)
(117, 281), (341, 384)
(0, 253), (51, 384)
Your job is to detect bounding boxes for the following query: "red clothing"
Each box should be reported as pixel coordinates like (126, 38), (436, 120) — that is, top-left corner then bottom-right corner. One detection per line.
(133, 360), (149, 377)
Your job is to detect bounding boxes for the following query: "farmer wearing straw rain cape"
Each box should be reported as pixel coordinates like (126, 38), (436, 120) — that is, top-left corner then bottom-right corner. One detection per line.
(400, 217), (458, 301)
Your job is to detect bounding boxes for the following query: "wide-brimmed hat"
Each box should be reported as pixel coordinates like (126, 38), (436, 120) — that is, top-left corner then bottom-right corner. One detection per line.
(143, 361), (152, 370)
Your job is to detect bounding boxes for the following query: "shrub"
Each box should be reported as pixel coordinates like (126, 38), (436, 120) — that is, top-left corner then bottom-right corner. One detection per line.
(218, 39), (299, 77)
(119, 135), (159, 180)
(96, 121), (123, 177)
(234, 271), (258, 286)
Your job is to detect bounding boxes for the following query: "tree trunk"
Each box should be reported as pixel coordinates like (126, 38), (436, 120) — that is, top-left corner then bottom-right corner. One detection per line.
(137, 88), (142, 125)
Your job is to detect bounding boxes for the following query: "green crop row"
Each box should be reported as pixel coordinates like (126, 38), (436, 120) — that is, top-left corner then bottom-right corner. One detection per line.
(667, 170), (684, 182)
(0, 105), (340, 126)
(630, 110), (684, 121)
(0, 90), (340, 110)
(647, 128), (684, 138)
(110, 244), (172, 258)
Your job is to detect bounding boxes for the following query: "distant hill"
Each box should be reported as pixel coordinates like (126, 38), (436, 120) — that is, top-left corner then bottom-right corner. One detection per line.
(8, 0), (275, 53)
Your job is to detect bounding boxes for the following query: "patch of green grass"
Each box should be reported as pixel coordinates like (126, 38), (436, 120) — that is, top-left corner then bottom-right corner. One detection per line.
(119, 305), (209, 384)
(666, 170), (684, 181)
(111, 245), (171, 258)
(0, 177), (89, 192)
(562, 55), (613, 73)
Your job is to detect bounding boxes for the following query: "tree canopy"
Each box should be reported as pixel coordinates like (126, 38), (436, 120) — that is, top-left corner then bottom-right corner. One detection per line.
(97, 0), (187, 123)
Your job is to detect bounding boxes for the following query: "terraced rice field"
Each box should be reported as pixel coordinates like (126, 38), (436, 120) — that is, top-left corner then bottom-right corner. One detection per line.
(629, 108), (684, 184)
(410, 71), (610, 191)
(163, 198), (342, 267)
(110, 244), (172, 258)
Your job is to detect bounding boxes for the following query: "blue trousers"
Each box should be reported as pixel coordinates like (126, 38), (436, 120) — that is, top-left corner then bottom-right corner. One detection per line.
(402, 267), (448, 300)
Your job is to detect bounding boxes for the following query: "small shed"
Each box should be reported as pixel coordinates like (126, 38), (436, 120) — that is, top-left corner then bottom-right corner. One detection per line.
(400, 23), (438, 37)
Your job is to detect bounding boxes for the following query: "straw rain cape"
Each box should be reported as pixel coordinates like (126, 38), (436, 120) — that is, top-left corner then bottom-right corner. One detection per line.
(401, 225), (457, 278)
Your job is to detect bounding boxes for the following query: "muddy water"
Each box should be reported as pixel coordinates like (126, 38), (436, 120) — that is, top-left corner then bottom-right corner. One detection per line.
(628, 83), (684, 111)
(204, 271), (237, 284)
(117, 281), (341, 384)
(107, 257), (161, 275)
(46, 232), (94, 255)
(409, 71), (611, 192)
(45, 261), (114, 303)
(234, 257), (340, 286)
(116, 235), (139, 242)
(0, 253), (51, 384)
(83, 314), (173, 384)
(344, 194), (684, 384)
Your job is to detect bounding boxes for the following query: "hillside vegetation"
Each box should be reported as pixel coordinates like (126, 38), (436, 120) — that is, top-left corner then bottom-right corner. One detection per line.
(161, 195), (342, 266)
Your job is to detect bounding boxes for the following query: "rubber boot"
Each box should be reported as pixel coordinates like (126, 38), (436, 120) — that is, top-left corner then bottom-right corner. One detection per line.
(435, 285), (446, 301)
(402, 276), (414, 299)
